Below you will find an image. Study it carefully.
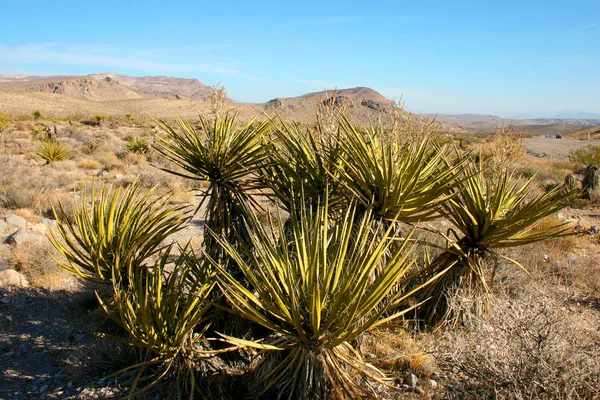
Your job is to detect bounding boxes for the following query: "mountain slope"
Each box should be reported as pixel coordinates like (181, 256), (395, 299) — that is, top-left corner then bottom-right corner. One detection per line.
(0, 76), (143, 102)
(90, 73), (214, 100)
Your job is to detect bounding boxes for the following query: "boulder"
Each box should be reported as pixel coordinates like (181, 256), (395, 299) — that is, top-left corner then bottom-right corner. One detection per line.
(5, 214), (26, 229)
(4, 230), (43, 246)
(30, 223), (49, 234)
(42, 218), (58, 228)
(0, 269), (29, 288)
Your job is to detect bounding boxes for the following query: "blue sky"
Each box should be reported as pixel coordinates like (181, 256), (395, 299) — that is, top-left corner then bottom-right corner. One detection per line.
(1, 0), (599, 118)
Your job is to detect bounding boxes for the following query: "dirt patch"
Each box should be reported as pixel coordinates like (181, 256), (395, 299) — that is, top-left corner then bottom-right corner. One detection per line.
(523, 136), (597, 159)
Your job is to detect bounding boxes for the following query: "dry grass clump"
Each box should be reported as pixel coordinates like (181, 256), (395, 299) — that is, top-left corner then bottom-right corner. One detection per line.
(77, 158), (103, 170)
(2, 238), (74, 289)
(361, 329), (438, 378)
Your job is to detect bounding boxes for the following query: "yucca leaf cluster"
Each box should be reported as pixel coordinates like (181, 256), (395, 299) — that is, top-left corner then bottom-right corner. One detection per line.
(417, 163), (580, 326)
(37, 139), (70, 163)
(50, 183), (190, 283)
(213, 200), (427, 398)
(155, 114), (271, 259)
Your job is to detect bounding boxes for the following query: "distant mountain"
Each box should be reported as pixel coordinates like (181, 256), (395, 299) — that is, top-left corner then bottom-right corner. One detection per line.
(554, 111), (600, 120)
(0, 75), (143, 102)
(0, 74), (403, 126)
(89, 73), (214, 100)
(424, 113), (600, 132)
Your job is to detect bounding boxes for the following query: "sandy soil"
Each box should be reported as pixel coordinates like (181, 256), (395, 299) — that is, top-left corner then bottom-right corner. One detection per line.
(523, 136), (596, 159)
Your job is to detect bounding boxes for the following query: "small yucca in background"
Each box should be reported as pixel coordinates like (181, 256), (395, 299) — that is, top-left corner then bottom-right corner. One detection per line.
(37, 139), (70, 163)
(262, 117), (347, 215)
(124, 136), (150, 154)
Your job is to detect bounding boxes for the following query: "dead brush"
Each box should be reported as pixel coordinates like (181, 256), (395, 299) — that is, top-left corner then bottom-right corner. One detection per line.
(7, 238), (73, 289)
(436, 287), (600, 399)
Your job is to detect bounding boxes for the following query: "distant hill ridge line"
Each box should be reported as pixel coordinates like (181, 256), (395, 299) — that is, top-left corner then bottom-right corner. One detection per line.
(426, 113), (600, 130)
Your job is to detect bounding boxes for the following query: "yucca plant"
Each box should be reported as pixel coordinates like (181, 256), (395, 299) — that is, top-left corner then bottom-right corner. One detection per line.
(211, 197), (443, 399)
(37, 139), (70, 163)
(98, 246), (221, 399)
(417, 161), (580, 327)
(154, 112), (271, 260)
(49, 183), (190, 283)
(336, 115), (464, 224)
(124, 136), (150, 154)
(262, 117), (347, 215)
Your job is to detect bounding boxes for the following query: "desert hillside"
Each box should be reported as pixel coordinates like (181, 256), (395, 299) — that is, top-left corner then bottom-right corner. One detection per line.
(89, 73), (214, 100)
(0, 76), (143, 102)
(0, 74), (408, 127)
(426, 113), (600, 133)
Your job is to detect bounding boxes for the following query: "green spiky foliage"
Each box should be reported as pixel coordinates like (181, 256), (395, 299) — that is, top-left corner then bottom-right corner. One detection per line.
(124, 137), (150, 154)
(98, 246), (221, 399)
(154, 112), (271, 260)
(262, 117), (347, 215)
(417, 161), (580, 327)
(49, 183), (190, 283)
(37, 139), (70, 163)
(211, 197), (441, 399)
(336, 115), (463, 224)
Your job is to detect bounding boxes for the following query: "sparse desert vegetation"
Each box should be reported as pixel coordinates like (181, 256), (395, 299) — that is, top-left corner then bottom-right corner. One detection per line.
(0, 88), (599, 400)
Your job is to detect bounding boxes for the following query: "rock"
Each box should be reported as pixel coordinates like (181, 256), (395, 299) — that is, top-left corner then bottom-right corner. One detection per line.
(405, 373), (418, 387)
(361, 99), (384, 111)
(42, 218), (58, 228)
(5, 214), (27, 229)
(0, 270), (29, 288)
(1, 297), (9, 304)
(33, 378), (45, 386)
(39, 385), (49, 393)
(30, 223), (49, 234)
(4, 230), (43, 246)
(0, 219), (7, 233)
(37, 362), (61, 376)
(428, 379), (438, 389)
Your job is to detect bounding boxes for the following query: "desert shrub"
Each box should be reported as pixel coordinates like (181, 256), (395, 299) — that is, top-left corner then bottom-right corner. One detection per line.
(568, 145), (600, 167)
(0, 154), (61, 211)
(155, 112), (271, 259)
(437, 289), (600, 399)
(124, 137), (150, 155)
(32, 109), (44, 120)
(213, 199), (436, 398)
(77, 158), (103, 170)
(0, 113), (10, 151)
(84, 133), (106, 154)
(37, 139), (70, 163)
(7, 238), (72, 288)
(98, 246), (219, 398)
(49, 183), (191, 283)
(336, 115), (464, 223)
(416, 160), (579, 327)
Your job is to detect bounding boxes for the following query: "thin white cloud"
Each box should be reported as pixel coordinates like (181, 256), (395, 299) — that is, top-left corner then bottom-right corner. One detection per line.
(0, 43), (240, 75)
(578, 23), (598, 29)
